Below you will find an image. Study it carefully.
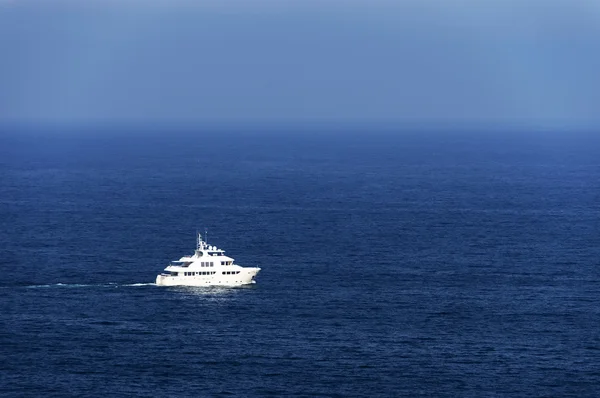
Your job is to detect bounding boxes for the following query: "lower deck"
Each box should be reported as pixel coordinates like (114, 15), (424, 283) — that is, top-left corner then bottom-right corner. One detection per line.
(156, 268), (260, 287)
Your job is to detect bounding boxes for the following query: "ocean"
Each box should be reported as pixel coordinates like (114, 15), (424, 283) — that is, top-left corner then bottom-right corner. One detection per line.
(1, 128), (599, 397)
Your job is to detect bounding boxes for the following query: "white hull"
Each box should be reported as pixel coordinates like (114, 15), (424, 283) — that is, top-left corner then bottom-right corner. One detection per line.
(156, 267), (260, 287)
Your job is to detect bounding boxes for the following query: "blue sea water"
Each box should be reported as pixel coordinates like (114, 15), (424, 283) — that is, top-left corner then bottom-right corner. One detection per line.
(1, 128), (599, 397)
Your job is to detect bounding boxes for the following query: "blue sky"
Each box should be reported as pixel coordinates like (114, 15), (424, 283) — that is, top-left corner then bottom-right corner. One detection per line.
(0, 0), (599, 129)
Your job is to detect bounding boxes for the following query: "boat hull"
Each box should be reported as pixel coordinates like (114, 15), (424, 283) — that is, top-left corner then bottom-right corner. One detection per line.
(155, 268), (260, 287)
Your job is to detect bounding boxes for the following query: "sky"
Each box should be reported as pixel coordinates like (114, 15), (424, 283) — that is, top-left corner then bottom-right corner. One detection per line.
(0, 0), (599, 129)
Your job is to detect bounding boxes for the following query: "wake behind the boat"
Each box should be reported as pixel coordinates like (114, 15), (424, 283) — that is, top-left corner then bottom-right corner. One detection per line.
(17, 282), (157, 289)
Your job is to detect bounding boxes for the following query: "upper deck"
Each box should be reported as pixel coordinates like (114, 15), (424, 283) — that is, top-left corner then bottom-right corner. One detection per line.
(164, 232), (236, 271)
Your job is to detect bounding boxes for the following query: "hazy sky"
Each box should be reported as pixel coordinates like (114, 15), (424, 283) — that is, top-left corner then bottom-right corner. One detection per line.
(0, 0), (599, 128)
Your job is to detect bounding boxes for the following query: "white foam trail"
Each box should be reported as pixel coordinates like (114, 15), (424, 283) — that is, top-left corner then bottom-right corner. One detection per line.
(123, 283), (156, 287)
(26, 283), (94, 288)
(23, 282), (155, 289)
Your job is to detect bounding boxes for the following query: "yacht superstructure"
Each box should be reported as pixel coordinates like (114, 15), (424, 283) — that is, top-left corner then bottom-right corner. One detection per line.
(155, 232), (260, 287)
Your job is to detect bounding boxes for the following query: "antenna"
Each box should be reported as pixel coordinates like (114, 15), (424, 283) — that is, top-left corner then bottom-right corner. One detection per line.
(205, 227), (208, 245)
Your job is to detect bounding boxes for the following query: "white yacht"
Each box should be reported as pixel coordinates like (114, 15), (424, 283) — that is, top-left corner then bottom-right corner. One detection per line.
(155, 232), (260, 287)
